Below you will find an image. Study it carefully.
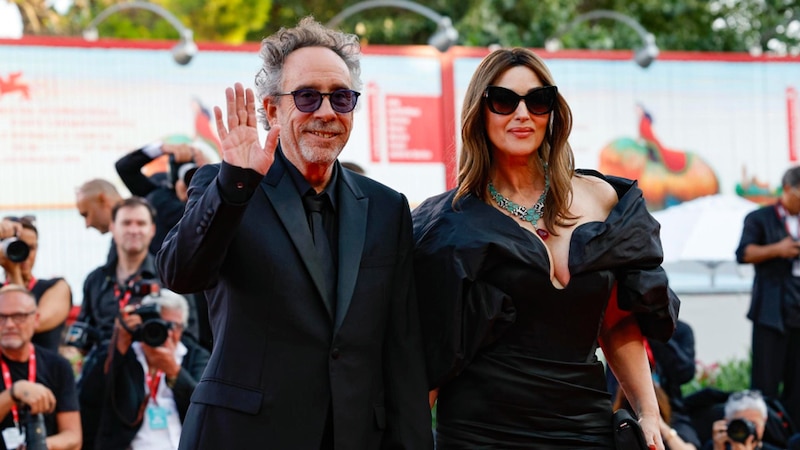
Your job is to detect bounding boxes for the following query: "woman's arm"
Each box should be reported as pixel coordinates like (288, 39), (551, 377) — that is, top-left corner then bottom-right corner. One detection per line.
(35, 279), (71, 332)
(601, 288), (664, 450)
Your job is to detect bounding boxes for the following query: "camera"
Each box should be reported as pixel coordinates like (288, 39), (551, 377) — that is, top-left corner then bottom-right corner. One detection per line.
(64, 321), (99, 351)
(19, 406), (47, 450)
(727, 418), (757, 443)
(0, 237), (29, 263)
(131, 303), (173, 347)
(130, 279), (160, 297)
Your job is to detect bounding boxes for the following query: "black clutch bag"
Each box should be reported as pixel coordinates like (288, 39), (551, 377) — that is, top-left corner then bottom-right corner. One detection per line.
(613, 409), (649, 450)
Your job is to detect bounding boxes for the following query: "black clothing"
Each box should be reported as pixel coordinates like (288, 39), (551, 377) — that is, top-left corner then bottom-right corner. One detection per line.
(84, 335), (210, 450)
(115, 148), (185, 256)
(78, 253), (159, 345)
(736, 203), (800, 423)
(115, 147), (211, 350)
(30, 277), (71, 352)
(413, 171), (679, 448)
(157, 150), (432, 450)
(0, 346), (79, 450)
(77, 253), (158, 450)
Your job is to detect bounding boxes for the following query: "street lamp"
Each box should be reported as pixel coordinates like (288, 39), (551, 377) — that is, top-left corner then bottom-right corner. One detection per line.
(545, 10), (659, 69)
(326, 0), (458, 52)
(83, 1), (197, 65)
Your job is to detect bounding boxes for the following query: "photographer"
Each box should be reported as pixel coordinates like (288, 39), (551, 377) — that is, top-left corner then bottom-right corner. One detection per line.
(1, 216), (72, 353)
(114, 140), (213, 255)
(0, 285), (80, 450)
(73, 197), (159, 450)
(114, 142), (215, 351)
(85, 290), (209, 450)
(707, 390), (778, 450)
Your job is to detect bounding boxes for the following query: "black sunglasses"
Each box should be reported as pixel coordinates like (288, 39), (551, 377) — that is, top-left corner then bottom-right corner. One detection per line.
(276, 89), (361, 114)
(483, 85), (558, 116)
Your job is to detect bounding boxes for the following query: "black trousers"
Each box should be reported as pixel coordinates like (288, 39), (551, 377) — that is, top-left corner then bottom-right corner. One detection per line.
(751, 323), (800, 424)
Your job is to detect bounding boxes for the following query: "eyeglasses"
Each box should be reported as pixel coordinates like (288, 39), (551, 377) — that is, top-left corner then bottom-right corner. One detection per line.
(483, 85), (558, 116)
(0, 311), (36, 325)
(275, 89), (361, 114)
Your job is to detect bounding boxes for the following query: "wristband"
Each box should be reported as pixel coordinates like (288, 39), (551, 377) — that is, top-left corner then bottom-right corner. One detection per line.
(9, 381), (21, 404)
(166, 374), (178, 389)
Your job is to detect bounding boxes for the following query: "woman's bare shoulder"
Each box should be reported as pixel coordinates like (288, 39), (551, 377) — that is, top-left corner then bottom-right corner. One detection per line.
(572, 172), (618, 216)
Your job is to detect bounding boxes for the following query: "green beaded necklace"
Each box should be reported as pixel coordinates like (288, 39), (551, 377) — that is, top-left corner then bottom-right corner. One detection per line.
(488, 161), (550, 240)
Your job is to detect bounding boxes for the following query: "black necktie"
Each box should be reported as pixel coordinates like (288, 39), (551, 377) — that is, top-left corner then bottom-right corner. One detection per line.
(303, 195), (337, 316)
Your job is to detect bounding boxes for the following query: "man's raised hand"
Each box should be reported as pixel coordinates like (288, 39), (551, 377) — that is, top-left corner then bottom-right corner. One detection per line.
(214, 82), (280, 175)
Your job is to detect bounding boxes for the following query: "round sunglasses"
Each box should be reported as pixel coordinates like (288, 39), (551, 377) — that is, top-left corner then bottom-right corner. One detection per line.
(483, 85), (558, 115)
(276, 88), (361, 114)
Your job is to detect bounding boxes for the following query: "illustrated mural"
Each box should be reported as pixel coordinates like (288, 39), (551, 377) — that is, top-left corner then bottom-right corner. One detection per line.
(598, 106), (720, 211)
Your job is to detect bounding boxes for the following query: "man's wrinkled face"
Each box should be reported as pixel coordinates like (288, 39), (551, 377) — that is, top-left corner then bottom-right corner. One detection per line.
(266, 46), (355, 169)
(0, 291), (38, 351)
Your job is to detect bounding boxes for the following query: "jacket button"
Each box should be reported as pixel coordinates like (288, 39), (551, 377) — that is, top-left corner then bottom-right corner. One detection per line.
(331, 348), (340, 360)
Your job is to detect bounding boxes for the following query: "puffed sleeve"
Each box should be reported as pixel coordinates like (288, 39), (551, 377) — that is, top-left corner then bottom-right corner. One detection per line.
(571, 172), (679, 342)
(412, 192), (517, 389)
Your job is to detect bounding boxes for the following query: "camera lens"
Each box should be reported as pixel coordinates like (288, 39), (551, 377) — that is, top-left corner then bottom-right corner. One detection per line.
(727, 418), (756, 443)
(1, 238), (30, 263)
(140, 320), (170, 347)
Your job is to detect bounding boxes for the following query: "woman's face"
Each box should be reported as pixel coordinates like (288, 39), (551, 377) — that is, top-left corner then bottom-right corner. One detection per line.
(484, 66), (551, 162)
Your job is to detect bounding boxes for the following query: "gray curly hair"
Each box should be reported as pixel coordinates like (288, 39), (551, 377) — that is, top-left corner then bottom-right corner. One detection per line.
(254, 16), (363, 130)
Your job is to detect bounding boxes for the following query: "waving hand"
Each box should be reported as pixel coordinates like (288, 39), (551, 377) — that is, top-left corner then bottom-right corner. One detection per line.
(214, 82), (281, 175)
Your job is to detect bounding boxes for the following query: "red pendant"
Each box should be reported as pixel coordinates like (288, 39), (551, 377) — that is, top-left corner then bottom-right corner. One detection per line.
(536, 228), (549, 240)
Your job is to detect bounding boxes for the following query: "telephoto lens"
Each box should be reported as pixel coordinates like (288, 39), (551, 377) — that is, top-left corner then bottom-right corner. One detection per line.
(727, 418), (757, 444)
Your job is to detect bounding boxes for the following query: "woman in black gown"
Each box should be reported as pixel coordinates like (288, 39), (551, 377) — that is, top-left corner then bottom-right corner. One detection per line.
(413, 48), (679, 449)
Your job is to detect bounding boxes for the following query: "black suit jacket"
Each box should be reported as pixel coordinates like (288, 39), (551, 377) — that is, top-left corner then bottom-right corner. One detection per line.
(157, 153), (432, 450)
(735, 203), (794, 333)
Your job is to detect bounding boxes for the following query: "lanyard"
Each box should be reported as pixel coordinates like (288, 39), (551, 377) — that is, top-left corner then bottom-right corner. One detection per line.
(145, 370), (163, 405)
(1, 345), (36, 427)
(113, 276), (139, 311)
(2, 277), (36, 291)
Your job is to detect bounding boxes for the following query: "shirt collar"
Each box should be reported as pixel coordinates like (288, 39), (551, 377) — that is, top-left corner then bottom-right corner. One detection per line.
(279, 148), (339, 211)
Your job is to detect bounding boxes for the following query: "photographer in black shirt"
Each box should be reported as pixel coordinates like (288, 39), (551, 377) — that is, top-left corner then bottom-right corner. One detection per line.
(72, 197), (158, 450)
(0, 285), (80, 450)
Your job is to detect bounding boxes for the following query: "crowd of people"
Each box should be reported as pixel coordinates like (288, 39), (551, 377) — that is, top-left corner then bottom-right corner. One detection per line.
(1, 15), (799, 450)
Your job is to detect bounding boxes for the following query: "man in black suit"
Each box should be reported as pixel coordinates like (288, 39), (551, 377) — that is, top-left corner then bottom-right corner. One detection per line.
(736, 165), (800, 424)
(156, 16), (432, 450)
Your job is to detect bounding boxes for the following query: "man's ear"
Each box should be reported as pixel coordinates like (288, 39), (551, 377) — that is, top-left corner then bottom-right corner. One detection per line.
(265, 97), (278, 127)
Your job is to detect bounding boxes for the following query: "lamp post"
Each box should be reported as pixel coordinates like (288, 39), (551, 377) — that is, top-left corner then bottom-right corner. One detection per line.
(83, 1), (197, 65)
(326, 0), (458, 52)
(545, 10), (659, 69)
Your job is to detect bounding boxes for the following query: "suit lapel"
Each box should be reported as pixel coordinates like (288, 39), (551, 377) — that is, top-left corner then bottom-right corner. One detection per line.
(262, 155), (335, 320)
(334, 170), (368, 334)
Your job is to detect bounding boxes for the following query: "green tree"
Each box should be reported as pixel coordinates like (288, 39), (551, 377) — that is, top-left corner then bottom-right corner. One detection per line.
(12, 0), (272, 44)
(9, 0), (800, 54)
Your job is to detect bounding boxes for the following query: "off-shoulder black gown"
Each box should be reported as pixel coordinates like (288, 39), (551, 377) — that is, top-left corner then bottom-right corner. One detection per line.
(412, 170), (679, 449)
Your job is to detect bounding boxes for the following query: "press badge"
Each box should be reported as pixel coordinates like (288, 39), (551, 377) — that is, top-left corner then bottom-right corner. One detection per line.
(147, 405), (169, 430)
(2, 426), (24, 449)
